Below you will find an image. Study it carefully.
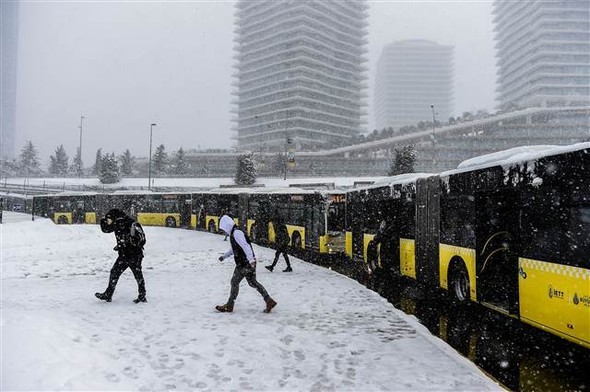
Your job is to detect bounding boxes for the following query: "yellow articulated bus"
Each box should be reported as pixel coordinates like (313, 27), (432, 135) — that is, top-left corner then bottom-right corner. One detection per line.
(99, 193), (193, 228)
(246, 189), (346, 256)
(33, 194), (98, 224)
(346, 143), (590, 349)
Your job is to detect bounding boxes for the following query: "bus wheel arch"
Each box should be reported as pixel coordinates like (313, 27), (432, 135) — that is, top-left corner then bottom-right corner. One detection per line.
(448, 257), (470, 303)
(165, 216), (176, 227)
(57, 215), (68, 224)
(292, 231), (302, 249)
(208, 220), (216, 233)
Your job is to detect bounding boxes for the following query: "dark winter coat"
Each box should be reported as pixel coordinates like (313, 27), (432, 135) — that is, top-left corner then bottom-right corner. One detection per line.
(274, 221), (289, 247)
(100, 208), (145, 258)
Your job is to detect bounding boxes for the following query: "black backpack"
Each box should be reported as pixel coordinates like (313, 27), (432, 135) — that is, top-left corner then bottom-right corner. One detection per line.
(130, 221), (146, 249)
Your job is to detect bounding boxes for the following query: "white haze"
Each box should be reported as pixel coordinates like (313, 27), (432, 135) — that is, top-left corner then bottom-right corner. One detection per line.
(14, 0), (496, 165)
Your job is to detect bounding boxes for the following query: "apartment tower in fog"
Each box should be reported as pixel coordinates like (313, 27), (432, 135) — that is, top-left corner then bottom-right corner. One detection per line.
(232, 0), (368, 151)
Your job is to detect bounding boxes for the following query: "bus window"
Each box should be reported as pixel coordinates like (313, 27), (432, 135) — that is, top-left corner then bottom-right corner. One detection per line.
(566, 207), (590, 268)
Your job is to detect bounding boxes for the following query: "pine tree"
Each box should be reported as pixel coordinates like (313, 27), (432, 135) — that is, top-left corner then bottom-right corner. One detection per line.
(234, 153), (257, 186)
(70, 148), (83, 176)
(153, 144), (168, 175)
(48, 145), (69, 176)
(120, 149), (134, 176)
(388, 145), (416, 176)
(99, 153), (120, 184)
(18, 141), (42, 176)
(171, 147), (189, 175)
(92, 148), (102, 175)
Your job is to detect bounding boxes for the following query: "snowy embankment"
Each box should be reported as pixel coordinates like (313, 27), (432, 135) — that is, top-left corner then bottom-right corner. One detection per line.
(1, 212), (501, 391)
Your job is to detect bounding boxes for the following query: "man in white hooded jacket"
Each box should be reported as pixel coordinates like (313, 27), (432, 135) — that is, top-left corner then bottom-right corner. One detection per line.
(216, 215), (277, 313)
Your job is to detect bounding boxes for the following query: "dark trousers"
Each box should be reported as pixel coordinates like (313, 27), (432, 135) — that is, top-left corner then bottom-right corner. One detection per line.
(104, 255), (146, 298)
(270, 245), (291, 268)
(227, 265), (270, 305)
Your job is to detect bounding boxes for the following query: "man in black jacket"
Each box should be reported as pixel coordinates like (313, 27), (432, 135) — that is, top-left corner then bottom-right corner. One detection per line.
(95, 208), (147, 303)
(265, 219), (292, 272)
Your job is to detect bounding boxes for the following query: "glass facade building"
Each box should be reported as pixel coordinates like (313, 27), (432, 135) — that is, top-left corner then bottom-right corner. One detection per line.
(1, 0), (19, 160)
(493, 0), (590, 109)
(374, 40), (454, 131)
(232, 0), (368, 152)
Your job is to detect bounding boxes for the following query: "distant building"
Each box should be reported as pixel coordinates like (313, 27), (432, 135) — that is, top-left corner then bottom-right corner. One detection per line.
(232, 0), (368, 152)
(374, 40), (454, 132)
(493, 1), (590, 109)
(1, 0), (19, 160)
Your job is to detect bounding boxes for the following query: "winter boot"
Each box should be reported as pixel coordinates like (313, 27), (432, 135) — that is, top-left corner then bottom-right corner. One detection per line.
(95, 292), (112, 302)
(215, 303), (234, 313)
(283, 267), (293, 272)
(265, 265), (274, 272)
(133, 294), (147, 303)
(264, 298), (277, 313)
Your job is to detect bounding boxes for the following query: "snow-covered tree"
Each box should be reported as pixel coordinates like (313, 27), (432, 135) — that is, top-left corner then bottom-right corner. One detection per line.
(99, 153), (120, 184)
(388, 146), (416, 176)
(48, 145), (69, 176)
(171, 147), (189, 175)
(18, 141), (42, 176)
(153, 144), (168, 175)
(70, 148), (83, 177)
(272, 153), (286, 175)
(234, 153), (257, 186)
(92, 148), (102, 175)
(119, 149), (134, 176)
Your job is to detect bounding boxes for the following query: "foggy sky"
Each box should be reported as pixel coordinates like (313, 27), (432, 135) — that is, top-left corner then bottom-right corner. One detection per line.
(14, 0), (496, 166)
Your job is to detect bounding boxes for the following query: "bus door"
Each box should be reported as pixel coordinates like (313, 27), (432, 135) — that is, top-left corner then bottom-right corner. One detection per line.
(181, 196), (192, 228)
(415, 177), (440, 288)
(475, 189), (520, 314)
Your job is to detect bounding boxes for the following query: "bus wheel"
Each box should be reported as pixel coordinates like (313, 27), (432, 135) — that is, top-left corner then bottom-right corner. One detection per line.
(450, 261), (470, 302)
(165, 216), (176, 227)
(208, 221), (216, 233)
(57, 215), (68, 224)
(292, 232), (302, 249)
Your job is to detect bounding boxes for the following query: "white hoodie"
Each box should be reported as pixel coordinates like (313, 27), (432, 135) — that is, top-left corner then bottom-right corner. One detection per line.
(219, 215), (256, 263)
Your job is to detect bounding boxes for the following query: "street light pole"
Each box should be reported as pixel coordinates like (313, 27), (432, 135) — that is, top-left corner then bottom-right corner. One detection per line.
(148, 123), (156, 190)
(430, 104), (436, 168)
(283, 110), (289, 181)
(78, 115), (85, 177)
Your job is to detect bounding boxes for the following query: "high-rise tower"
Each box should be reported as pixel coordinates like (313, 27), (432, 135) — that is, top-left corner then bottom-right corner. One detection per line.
(374, 40), (454, 131)
(493, 1), (590, 109)
(1, 0), (19, 160)
(232, 0), (368, 152)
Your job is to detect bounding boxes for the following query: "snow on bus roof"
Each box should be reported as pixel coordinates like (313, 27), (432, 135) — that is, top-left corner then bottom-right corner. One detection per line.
(351, 173), (433, 192)
(447, 142), (590, 175)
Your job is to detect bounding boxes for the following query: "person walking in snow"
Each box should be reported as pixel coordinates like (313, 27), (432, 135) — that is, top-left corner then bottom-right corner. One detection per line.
(265, 218), (292, 272)
(216, 214), (277, 313)
(95, 208), (147, 303)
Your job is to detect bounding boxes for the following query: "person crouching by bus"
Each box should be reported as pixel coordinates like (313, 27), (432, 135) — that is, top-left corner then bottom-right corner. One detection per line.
(216, 215), (277, 313)
(95, 208), (147, 303)
(265, 218), (292, 272)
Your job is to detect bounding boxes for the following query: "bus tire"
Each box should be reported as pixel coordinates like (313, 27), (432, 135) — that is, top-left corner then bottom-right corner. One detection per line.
(292, 232), (302, 249)
(165, 216), (176, 227)
(449, 260), (470, 303)
(208, 221), (216, 233)
(57, 215), (68, 224)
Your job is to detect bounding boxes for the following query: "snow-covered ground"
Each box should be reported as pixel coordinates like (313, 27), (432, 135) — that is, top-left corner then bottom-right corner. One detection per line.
(1, 211), (501, 391)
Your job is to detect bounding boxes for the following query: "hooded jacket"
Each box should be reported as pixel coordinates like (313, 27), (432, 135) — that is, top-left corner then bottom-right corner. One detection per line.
(100, 209), (144, 258)
(219, 215), (255, 267)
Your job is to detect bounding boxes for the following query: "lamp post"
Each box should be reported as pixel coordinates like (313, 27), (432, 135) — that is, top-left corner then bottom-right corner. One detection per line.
(78, 115), (85, 177)
(430, 104), (436, 168)
(148, 123), (157, 190)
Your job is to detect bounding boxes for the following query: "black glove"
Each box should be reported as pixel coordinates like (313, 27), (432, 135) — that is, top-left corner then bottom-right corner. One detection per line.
(218, 256), (224, 262)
